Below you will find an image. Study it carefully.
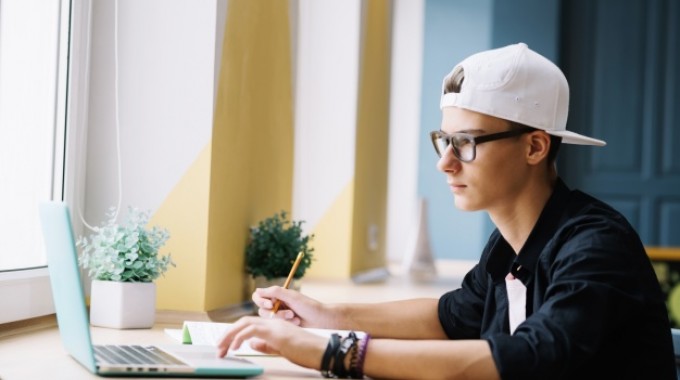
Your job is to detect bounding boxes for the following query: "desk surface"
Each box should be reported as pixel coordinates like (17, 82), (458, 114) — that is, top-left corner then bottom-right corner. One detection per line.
(0, 262), (471, 380)
(0, 323), (321, 379)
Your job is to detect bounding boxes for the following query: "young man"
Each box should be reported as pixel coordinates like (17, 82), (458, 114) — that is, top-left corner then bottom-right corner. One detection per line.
(217, 43), (675, 379)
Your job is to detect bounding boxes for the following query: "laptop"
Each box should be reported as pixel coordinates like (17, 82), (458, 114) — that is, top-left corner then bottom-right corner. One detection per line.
(38, 201), (264, 378)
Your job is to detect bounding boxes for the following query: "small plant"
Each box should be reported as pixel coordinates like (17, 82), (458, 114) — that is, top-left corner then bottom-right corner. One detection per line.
(76, 206), (175, 282)
(245, 211), (314, 280)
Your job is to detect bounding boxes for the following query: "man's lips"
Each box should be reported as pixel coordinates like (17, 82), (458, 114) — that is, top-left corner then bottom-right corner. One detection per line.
(447, 182), (466, 192)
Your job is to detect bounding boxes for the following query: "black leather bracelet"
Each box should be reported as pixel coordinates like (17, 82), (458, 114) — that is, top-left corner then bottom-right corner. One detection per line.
(321, 333), (340, 378)
(333, 332), (359, 378)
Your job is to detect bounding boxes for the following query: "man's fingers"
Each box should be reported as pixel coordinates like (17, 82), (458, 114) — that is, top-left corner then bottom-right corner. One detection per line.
(227, 324), (255, 352)
(253, 287), (280, 309)
(217, 333), (235, 357)
(216, 316), (258, 357)
(289, 316), (302, 326)
(258, 307), (297, 321)
(227, 318), (275, 352)
(280, 310), (296, 320)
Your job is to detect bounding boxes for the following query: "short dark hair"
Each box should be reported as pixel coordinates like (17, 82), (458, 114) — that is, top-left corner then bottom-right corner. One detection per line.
(443, 66), (465, 94)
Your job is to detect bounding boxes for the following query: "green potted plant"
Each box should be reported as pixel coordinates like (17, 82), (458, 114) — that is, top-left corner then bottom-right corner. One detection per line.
(76, 206), (175, 329)
(245, 211), (314, 289)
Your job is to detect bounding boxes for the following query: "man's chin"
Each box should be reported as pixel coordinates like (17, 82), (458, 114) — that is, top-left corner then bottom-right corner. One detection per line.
(453, 198), (480, 212)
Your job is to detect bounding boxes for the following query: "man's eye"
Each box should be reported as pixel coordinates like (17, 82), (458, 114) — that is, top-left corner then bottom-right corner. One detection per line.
(453, 137), (471, 146)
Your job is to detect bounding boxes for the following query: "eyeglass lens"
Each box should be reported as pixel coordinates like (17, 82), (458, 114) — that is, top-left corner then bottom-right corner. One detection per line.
(432, 134), (475, 162)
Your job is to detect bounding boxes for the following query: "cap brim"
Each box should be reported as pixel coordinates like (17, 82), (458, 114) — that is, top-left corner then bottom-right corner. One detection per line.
(547, 130), (606, 146)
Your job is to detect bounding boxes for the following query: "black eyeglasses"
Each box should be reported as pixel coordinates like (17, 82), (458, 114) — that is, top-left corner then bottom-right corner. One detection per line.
(429, 127), (536, 162)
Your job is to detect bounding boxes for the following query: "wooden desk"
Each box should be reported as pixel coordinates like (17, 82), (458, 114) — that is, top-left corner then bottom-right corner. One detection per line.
(0, 262), (471, 379)
(0, 323), (321, 379)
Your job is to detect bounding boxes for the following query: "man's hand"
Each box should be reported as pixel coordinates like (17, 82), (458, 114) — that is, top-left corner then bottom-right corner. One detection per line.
(216, 316), (327, 369)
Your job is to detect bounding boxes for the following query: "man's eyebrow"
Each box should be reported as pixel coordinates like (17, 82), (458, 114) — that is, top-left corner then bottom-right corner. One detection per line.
(461, 128), (485, 134)
(441, 128), (486, 134)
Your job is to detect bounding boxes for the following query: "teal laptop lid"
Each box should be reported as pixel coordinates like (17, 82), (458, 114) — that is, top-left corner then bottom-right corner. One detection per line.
(39, 201), (98, 373)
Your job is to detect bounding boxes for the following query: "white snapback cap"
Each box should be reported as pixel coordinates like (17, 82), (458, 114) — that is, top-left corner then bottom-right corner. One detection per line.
(440, 43), (605, 146)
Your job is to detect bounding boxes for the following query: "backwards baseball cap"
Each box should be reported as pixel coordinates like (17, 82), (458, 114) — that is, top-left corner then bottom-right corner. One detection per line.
(440, 43), (605, 146)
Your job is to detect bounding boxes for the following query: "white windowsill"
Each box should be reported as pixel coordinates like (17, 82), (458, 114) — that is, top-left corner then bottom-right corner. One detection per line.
(0, 267), (55, 324)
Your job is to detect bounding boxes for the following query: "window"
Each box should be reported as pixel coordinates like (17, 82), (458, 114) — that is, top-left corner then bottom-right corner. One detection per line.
(0, 0), (76, 323)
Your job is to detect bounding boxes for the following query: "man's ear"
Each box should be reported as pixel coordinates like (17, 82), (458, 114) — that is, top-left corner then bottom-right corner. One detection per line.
(525, 131), (550, 166)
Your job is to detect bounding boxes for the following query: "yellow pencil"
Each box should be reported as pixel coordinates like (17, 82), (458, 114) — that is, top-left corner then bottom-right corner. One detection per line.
(269, 251), (304, 318)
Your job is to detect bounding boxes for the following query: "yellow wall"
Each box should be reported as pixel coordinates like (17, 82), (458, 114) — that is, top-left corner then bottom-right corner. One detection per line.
(153, 0), (294, 312)
(305, 181), (355, 279)
(304, 0), (392, 279)
(351, 0), (392, 275)
(205, 0), (294, 310)
(152, 145), (211, 310)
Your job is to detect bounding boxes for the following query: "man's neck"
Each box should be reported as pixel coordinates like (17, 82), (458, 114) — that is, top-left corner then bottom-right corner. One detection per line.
(489, 176), (556, 254)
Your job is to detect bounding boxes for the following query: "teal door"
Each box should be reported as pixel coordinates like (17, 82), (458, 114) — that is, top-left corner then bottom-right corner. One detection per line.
(560, 0), (680, 246)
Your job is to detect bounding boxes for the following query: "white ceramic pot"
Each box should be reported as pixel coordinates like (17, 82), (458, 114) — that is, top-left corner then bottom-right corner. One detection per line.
(89, 280), (156, 329)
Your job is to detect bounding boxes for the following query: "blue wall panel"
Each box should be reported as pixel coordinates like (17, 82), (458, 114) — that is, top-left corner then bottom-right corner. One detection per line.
(418, 0), (493, 260)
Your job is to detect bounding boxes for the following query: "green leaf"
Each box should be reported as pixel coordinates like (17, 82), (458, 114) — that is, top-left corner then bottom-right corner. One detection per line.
(245, 211), (314, 280)
(76, 206), (175, 283)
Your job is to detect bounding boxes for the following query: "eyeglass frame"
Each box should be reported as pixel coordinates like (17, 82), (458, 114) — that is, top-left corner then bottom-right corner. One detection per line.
(429, 126), (537, 162)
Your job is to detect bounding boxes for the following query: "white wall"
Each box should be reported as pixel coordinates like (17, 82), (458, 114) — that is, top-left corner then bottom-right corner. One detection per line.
(386, 0), (424, 263)
(292, 0), (362, 229)
(84, 0), (218, 225)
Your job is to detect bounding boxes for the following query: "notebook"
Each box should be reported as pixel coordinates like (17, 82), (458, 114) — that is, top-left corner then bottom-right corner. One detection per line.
(38, 201), (263, 378)
(165, 320), (366, 356)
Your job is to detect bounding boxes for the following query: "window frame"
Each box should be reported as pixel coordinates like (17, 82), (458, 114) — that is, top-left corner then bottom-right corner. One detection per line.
(0, 0), (92, 324)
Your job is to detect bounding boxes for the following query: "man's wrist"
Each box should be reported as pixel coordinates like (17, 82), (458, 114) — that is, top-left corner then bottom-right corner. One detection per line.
(324, 303), (347, 329)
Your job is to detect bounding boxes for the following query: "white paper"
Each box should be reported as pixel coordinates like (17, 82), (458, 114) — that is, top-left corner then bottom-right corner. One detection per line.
(164, 320), (365, 356)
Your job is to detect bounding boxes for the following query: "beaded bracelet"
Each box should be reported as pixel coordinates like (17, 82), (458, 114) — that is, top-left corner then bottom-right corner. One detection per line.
(349, 339), (360, 377)
(321, 333), (341, 378)
(349, 334), (370, 378)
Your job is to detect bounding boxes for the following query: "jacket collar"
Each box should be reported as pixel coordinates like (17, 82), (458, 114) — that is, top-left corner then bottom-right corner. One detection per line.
(486, 178), (571, 283)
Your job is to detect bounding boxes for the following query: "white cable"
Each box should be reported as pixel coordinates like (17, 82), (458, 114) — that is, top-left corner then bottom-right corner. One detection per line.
(77, 0), (123, 230)
(77, 0), (97, 231)
(112, 0), (123, 223)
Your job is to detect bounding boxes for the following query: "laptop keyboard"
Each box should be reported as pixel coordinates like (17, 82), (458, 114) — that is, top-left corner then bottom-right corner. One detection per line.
(94, 345), (186, 366)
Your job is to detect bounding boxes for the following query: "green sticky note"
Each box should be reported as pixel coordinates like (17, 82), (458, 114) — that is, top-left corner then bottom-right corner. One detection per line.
(182, 324), (193, 344)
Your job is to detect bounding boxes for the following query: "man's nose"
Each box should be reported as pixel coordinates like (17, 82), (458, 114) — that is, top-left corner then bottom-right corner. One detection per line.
(436, 145), (462, 173)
